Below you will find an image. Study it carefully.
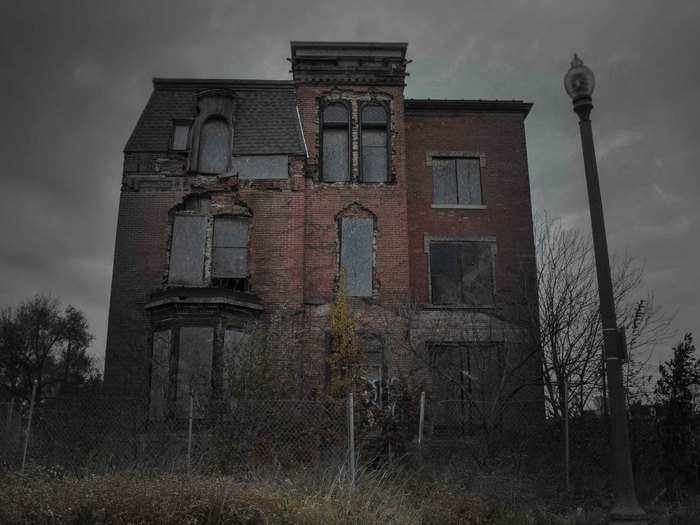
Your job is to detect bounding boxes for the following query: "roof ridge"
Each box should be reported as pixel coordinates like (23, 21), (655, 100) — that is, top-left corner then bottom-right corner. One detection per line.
(153, 78), (295, 89)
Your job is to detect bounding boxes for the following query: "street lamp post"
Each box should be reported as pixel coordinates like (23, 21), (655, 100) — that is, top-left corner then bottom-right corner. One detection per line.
(564, 55), (647, 525)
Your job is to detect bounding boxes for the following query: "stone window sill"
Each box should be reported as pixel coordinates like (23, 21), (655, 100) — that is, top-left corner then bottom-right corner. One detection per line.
(431, 204), (487, 210)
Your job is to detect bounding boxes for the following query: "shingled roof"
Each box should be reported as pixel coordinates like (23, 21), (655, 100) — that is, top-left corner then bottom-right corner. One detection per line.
(125, 79), (306, 156)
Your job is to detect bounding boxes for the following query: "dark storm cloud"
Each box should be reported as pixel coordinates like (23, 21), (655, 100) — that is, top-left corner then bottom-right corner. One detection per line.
(1, 0), (698, 371)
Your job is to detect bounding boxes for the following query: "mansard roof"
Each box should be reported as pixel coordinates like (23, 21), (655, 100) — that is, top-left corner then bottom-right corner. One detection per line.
(125, 79), (306, 156)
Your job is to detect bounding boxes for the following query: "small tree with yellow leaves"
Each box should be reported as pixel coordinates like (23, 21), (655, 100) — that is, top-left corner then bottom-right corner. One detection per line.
(327, 269), (366, 399)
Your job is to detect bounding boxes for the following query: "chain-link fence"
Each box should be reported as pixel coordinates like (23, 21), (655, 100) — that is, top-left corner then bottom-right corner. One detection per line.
(1, 391), (546, 474)
(1, 395), (354, 474)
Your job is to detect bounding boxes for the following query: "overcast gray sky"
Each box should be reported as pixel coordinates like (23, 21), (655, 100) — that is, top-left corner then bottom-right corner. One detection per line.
(1, 0), (698, 374)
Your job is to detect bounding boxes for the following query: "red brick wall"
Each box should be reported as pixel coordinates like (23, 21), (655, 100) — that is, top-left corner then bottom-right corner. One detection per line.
(104, 159), (309, 393)
(404, 111), (536, 305)
(296, 85), (411, 307)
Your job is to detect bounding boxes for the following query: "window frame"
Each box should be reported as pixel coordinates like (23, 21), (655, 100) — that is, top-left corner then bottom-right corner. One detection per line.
(430, 155), (486, 209)
(358, 101), (391, 183)
(170, 120), (193, 152)
(319, 100), (352, 183)
(167, 203), (252, 291)
(426, 237), (497, 308)
(211, 214), (250, 282)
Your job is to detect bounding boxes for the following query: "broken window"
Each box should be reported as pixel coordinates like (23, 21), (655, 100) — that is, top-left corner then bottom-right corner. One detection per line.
(321, 103), (350, 182)
(340, 217), (373, 297)
(171, 123), (190, 151)
(198, 117), (230, 173)
(176, 326), (214, 416)
(168, 214), (207, 285)
(429, 241), (494, 305)
(432, 157), (482, 205)
(212, 216), (249, 289)
(360, 104), (388, 183)
(149, 329), (172, 420)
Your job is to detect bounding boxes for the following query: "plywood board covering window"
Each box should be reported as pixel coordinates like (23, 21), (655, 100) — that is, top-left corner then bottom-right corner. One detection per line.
(340, 217), (373, 297)
(212, 217), (248, 279)
(176, 326), (214, 417)
(169, 215), (207, 285)
(432, 157), (482, 205)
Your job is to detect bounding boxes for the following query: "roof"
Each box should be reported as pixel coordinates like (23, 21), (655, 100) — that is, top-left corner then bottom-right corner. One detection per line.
(405, 99), (533, 117)
(124, 79), (306, 155)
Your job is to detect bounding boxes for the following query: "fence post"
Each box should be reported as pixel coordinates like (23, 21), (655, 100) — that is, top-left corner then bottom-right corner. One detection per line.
(20, 380), (37, 474)
(347, 392), (355, 486)
(418, 391), (425, 448)
(187, 390), (194, 474)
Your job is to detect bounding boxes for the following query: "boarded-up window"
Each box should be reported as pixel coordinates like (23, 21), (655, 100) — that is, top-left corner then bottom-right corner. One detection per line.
(432, 158), (482, 205)
(222, 328), (248, 395)
(430, 344), (472, 435)
(429, 241), (494, 305)
(172, 124), (190, 151)
(176, 326), (214, 416)
(212, 216), (248, 278)
(340, 217), (373, 297)
(361, 105), (388, 183)
(149, 329), (172, 420)
(322, 103), (350, 182)
(198, 118), (230, 173)
(169, 214), (207, 285)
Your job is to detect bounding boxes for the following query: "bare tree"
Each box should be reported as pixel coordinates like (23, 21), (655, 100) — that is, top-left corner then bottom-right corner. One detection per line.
(0, 294), (96, 402)
(533, 216), (673, 418)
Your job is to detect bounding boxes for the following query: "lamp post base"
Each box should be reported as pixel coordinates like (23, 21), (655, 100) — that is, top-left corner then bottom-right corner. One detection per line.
(609, 500), (648, 525)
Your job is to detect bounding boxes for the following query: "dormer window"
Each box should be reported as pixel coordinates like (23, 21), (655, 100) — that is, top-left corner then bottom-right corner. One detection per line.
(360, 104), (389, 183)
(198, 117), (231, 174)
(171, 122), (191, 151)
(321, 103), (350, 182)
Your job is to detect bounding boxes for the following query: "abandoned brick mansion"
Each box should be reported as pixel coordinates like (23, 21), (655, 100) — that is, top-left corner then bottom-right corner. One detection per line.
(104, 42), (542, 422)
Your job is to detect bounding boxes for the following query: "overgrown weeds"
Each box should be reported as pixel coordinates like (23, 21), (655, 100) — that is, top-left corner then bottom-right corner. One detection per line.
(1, 463), (697, 524)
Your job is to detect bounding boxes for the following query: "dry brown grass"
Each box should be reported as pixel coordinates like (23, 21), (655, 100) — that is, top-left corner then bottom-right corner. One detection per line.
(1, 465), (696, 524)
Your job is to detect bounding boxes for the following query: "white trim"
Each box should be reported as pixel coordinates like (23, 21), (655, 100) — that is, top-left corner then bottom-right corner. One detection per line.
(296, 105), (309, 159)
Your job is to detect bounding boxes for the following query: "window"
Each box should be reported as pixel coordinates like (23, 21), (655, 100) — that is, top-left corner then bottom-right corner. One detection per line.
(168, 214), (208, 285)
(171, 123), (190, 151)
(198, 117), (231, 174)
(339, 217), (373, 297)
(430, 344), (472, 436)
(149, 329), (172, 420)
(360, 104), (388, 182)
(212, 216), (249, 289)
(176, 326), (214, 416)
(429, 241), (494, 305)
(432, 157), (482, 205)
(321, 103), (350, 182)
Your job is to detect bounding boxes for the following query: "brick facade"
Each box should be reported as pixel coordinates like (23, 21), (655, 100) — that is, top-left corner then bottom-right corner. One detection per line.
(103, 42), (542, 422)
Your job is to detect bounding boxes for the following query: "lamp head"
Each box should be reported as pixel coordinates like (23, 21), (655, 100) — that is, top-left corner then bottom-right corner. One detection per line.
(564, 54), (595, 101)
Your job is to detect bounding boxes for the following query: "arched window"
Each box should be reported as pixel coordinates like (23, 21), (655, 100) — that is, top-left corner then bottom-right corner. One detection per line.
(198, 117), (230, 174)
(321, 103), (350, 182)
(360, 104), (388, 183)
